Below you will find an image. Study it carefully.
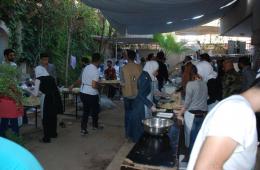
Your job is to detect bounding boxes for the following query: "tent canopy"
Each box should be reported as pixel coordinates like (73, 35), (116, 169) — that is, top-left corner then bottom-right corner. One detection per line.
(82, 0), (238, 34)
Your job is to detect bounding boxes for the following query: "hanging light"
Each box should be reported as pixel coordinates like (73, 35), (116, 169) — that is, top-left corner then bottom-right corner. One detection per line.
(192, 15), (204, 20)
(220, 0), (238, 9)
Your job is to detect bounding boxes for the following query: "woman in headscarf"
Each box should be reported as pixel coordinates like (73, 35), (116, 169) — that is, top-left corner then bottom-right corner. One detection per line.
(128, 61), (159, 143)
(27, 65), (63, 143)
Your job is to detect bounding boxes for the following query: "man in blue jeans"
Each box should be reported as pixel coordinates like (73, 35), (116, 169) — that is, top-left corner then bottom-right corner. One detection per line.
(120, 50), (142, 138)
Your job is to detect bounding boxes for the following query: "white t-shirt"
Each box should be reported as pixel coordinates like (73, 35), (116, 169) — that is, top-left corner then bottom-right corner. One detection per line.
(2, 61), (17, 67)
(114, 65), (120, 80)
(196, 61), (217, 82)
(80, 64), (99, 95)
(187, 95), (257, 170)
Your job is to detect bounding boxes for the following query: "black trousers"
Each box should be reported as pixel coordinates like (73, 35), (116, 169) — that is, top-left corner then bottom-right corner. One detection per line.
(42, 113), (57, 139)
(256, 112), (260, 141)
(80, 93), (100, 130)
(107, 85), (116, 98)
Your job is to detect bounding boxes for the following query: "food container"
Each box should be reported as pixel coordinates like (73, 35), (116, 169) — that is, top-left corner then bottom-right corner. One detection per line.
(142, 117), (174, 136)
(163, 84), (177, 94)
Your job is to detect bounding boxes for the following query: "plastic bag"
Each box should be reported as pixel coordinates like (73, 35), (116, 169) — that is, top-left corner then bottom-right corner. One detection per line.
(100, 95), (115, 110)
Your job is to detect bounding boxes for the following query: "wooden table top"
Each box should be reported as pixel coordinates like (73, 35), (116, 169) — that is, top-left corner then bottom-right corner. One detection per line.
(23, 96), (40, 107)
(99, 80), (121, 84)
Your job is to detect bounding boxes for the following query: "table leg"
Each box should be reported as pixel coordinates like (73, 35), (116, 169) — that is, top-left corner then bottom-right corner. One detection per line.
(75, 94), (78, 119)
(23, 108), (28, 124)
(63, 93), (66, 112)
(100, 85), (105, 95)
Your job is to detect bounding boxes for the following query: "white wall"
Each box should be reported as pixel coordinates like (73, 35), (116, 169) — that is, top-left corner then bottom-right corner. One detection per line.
(0, 28), (9, 63)
(0, 20), (9, 63)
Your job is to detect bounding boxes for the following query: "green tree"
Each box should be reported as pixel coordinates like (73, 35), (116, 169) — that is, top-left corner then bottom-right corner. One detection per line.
(0, 0), (104, 85)
(153, 33), (188, 56)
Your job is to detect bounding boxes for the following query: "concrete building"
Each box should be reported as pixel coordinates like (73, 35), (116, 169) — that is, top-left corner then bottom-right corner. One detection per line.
(220, 0), (260, 69)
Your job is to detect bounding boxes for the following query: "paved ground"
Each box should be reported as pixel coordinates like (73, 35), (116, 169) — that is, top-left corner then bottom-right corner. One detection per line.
(19, 99), (260, 170)
(20, 100), (126, 170)
(256, 150), (260, 170)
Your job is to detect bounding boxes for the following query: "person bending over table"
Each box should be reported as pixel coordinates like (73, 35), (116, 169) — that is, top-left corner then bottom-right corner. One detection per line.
(175, 64), (208, 161)
(26, 64), (63, 143)
(128, 61), (158, 143)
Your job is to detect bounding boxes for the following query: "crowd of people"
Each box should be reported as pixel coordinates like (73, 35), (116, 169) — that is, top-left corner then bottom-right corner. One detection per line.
(1, 47), (260, 169)
(119, 50), (260, 169)
(0, 50), (63, 143)
(178, 53), (260, 169)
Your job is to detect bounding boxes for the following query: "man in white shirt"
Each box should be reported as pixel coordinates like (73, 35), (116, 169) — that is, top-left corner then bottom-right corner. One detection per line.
(114, 60), (120, 80)
(196, 53), (217, 82)
(196, 53), (221, 111)
(187, 77), (260, 170)
(2, 49), (17, 67)
(80, 53), (102, 135)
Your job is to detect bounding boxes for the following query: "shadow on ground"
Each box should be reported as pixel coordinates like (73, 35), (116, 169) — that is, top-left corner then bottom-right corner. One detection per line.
(21, 100), (125, 170)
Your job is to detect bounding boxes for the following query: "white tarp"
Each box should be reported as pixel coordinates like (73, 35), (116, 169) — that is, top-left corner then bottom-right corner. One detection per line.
(82, 0), (238, 34)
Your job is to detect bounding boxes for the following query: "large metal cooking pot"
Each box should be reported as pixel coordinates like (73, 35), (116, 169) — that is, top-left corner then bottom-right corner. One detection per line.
(142, 117), (174, 136)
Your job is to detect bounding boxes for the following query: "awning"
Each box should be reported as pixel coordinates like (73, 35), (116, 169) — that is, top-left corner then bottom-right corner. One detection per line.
(175, 26), (219, 35)
(82, 0), (238, 34)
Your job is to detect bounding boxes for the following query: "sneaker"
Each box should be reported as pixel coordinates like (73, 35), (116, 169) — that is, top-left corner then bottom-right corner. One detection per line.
(92, 125), (104, 130)
(80, 129), (88, 135)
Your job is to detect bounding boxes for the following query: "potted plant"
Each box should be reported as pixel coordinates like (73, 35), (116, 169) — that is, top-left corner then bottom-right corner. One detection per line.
(0, 64), (24, 138)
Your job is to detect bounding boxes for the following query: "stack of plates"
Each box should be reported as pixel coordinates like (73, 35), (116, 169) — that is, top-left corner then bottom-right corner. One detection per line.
(155, 108), (166, 112)
(156, 112), (174, 119)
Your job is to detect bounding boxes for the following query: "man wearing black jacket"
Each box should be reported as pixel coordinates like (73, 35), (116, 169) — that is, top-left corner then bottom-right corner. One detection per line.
(156, 51), (169, 91)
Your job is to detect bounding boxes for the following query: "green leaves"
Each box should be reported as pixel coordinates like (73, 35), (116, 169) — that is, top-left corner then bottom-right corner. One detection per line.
(0, 64), (23, 104)
(1, 0), (103, 85)
(153, 33), (189, 56)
